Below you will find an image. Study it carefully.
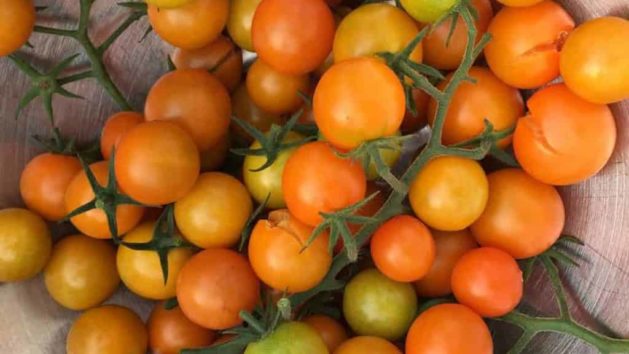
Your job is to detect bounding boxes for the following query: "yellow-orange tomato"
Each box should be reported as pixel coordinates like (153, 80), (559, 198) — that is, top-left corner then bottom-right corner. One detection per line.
(65, 161), (145, 239)
(20, 153), (82, 221)
(428, 67), (523, 147)
(422, 0), (493, 70)
(513, 84), (617, 186)
(100, 112), (144, 160)
(498, 0), (544, 6)
(303, 315), (348, 353)
(231, 83), (285, 143)
(146, 0), (194, 8)
(409, 156), (488, 231)
(171, 35), (243, 92)
(148, 303), (216, 354)
(200, 134), (230, 172)
(334, 336), (401, 354)
(227, 0), (262, 52)
(484, 1), (575, 89)
(246, 59), (311, 115)
(249, 210), (332, 292)
(145, 69), (231, 152)
(560, 16), (629, 104)
(0, 0), (35, 56)
(333, 3), (422, 64)
(414, 229), (478, 298)
(175, 172), (252, 249)
(148, 0), (229, 50)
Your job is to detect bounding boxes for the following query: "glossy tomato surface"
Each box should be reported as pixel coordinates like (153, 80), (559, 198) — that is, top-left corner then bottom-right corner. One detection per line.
(303, 315), (348, 353)
(148, 303), (216, 354)
(0, 0), (35, 56)
(334, 336), (401, 354)
(100, 111), (144, 160)
(245, 321), (329, 354)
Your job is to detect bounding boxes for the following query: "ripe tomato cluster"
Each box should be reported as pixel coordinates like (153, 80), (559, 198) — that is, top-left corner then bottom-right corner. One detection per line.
(1, 0), (628, 353)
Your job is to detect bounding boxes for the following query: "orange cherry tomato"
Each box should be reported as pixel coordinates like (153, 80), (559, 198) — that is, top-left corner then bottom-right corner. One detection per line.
(100, 111), (144, 160)
(145, 69), (231, 152)
(115, 121), (200, 206)
(303, 315), (348, 353)
(252, 0), (336, 75)
(176, 248), (260, 330)
(20, 153), (82, 221)
(471, 168), (564, 259)
(371, 215), (436, 282)
(282, 141), (367, 227)
(0, 0), (35, 57)
(65, 161), (145, 239)
(148, 303), (216, 354)
(427, 66), (524, 147)
(401, 89), (429, 134)
(249, 209), (332, 292)
(314, 57), (405, 150)
(498, 0), (544, 6)
(513, 84), (617, 186)
(484, 0), (575, 89)
(334, 336), (401, 354)
(231, 83), (285, 143)
(246, 59), (311, 115)
(148, 0), (229, 50)
(414, 229), (478, 298)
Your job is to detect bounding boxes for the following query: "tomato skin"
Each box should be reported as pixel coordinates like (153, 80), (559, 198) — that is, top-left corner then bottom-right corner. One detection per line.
(282, 141), (367, 227)
(148, 0), (229, 50)
(145, 69), (231, 151)
(471, 169), (564, 259)
(148, 303), (216, 354)
(0, 0), (35, 56)
(513, 84), (616, 186)
(371, 215), (436, 282)
(246, 59), (311, 115)
(176, 248), (260, 330)
(452, 247), (523, 317)
(20, 153), (82, 221)
(44, 235), (119, 310)
(405, 303), (493, 354)
(409, 156), (488, 231)
(401, 89), (429, 134)
(0, 208), (51, 282)
(343, 269), (417, 341)
(484, 1), (575, 89)
(115, 121), (200, 206)
(231, 83), (285, 143)
(414, 229), (478, 298)
(100, 111), (144, 160)
(175, 172), (253, 249)
(200, 133), (230, 172)
(66, 305), (148, 354)
(400, 0), (458, 23)
(303, 315), (348, 352)
(498, 0), (544, 6)
(252, 0), (335, 75)
(333, 3), (422, 64)
(560, 17), (629, 104)
(314, 57), (405, 150)
(428, 67), (523, 147)
(245, 322), (329, 354)
(335, 337), (400, 354)
(227, 0), (262, 52)
(65, 161), (145, 239)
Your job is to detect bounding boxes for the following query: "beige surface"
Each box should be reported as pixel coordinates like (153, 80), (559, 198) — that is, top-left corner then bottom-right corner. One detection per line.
(0, 1), (628, 353)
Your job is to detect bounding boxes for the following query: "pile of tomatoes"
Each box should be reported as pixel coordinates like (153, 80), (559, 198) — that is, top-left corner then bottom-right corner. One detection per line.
(1, 0), (628, 353)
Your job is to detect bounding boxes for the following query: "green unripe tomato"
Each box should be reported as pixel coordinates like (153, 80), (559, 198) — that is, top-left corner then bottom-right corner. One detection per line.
(245, 321), (329, 354)
(400, 0), (460, 23)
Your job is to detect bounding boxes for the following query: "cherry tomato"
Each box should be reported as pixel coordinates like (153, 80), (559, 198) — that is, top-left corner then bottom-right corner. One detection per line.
(148, 0), (229, 50)
(66, 305), (148, 354)
(471, 169), (564, 259)
(452, 247), (523, 317)
(145, 69), (231, 151)
(44, 235), (119, 310)
(513, 84), (617, 185)
(409, 156), (488, 231)
(401, 89), (429, 134)
(200, 133), (230, 172)
(498, 0), (544, 6)
(65, 161), (145, 239)
(249, 209), (332, 292)
(231, 83), (285, 143)
(343, 268), (417, 340)
(427, 66), (524, 147)
(422, 0), (493, 70)
(365, 137), (402, 181)
(148, 303), (216, 354)
(246, 59), (311, 115)
(0, 208), (51, 282)
(0, 0), (35, 56)
(227, 0), (262, 52)
(20, 153), (82, 221)
(243, 133), (302, 209)
(314, 57), (405, 150)
(115, 121), (200, 206)
(117, 222), (194, 300)
(560, 16), (629, 104)
(484, 0), (575, 89)
(145, 0), (193, 8)
(405, 303), (493, 354)
(176, 248), (260, 330)
(400, 0), (458, 23)
(175, 172), (252, 249)
(333, 3), (422, 64)
(245, 322), (328, 354)
(414, 229), (478, 298)
(282, 141), (367, 226)
(100, 111), (144, 160)
(252, 0), (335, 75)
(303, 315), (348, 352)
(371, 215), (436, 282)
(334, 336), (401, 354)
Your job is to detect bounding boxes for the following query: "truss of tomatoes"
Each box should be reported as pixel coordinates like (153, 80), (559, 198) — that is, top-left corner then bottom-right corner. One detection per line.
(1, 0), (628, 353)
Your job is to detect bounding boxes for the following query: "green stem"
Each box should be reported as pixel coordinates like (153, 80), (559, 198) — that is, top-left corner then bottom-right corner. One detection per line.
(34, 25), (76, 37)
(58, 70), (93, 85)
